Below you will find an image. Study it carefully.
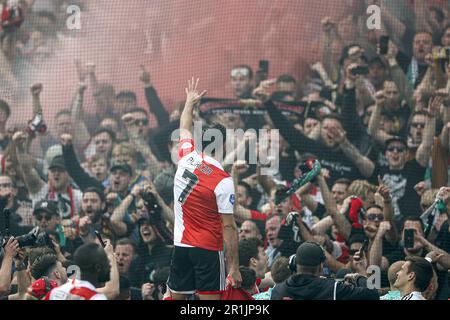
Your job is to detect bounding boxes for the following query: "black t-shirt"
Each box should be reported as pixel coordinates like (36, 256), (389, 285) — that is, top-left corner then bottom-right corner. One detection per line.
(372, 160), (425, 224)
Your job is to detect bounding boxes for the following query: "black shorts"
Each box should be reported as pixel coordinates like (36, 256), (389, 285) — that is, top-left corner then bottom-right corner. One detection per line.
(167, 246), (226, 295)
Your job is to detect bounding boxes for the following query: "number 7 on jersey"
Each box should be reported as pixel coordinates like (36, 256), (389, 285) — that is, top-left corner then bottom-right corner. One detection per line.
(178, 170), (199, 204)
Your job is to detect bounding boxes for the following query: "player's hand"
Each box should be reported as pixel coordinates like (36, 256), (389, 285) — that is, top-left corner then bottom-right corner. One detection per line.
(227, 267), (242, 288)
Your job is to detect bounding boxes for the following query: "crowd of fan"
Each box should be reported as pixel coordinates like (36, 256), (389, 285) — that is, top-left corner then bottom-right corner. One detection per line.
(0, 0), (450, 300)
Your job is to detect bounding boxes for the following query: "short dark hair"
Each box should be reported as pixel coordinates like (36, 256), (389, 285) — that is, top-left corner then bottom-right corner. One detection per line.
(347, 232), (367, 247)
(116, 91), (137, 101)
(74, 243), (107, 275)
(403, 216), (424, 233)
(115, 238), (136, 254)
(93, 128), (116, 143)
(237, 181), (252, 197)
(271, 256), (292, 284)
(277, 74), (297, 84)
(238, 238), (264, 268)
(83, 187), (106, 204)
(0, 99), (11, 118)
(368, 56), (387, 69)
(405, 256), (434, 292)
(239, 266), (257, 292)
(30, 253), (58, 280)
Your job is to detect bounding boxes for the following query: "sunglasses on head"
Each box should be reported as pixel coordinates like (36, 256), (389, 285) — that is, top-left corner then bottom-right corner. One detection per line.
(231, 68), (250, 78)
(411, 122), (425, 129)
(135, 119), (149, 126)
(387, 146), (406, 153)
(366, 214), (384, 222)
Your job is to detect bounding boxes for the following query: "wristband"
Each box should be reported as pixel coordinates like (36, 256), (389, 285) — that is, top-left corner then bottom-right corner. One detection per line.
(425, 257), (433, 263)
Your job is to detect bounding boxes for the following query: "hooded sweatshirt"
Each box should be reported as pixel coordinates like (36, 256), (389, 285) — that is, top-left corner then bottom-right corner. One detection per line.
(271, 274), (379, 300)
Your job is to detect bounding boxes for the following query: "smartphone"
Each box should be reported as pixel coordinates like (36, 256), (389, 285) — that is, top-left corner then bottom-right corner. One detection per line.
(404, 229), (415, 249)
(259, 60), (269, 74)
(379, 35), (389, 55)
(94, 230), (106, 248)
(350, 65), (369, 76)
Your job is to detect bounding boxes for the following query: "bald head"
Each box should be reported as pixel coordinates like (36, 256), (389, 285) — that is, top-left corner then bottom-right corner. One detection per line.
(388, 260), (405, 288)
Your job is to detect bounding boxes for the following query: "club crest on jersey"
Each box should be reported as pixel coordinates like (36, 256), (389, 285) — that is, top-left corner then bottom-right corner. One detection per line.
(229, 194), (235, 205)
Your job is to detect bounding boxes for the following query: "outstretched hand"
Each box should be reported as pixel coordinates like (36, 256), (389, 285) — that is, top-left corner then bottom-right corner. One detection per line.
(185, 77), (207, 105)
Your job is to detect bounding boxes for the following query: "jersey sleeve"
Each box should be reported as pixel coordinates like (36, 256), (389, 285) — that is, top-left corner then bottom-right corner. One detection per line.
(178, 138), (195, 160)
(214, 177), (235, 215)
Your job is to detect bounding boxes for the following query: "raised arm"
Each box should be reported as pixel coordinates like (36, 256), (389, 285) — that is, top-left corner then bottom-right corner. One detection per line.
(122, 114), (163, 176)
(332, 126), (375, 177)
(97, 241), (120, 299)
(416, 96), (442, 167)
(0, 237), (18, 295)
(140, 65), (169, 127)
(253, 79), (321, 153)
(110, 186), (139, 237)
(180, 78), (207, 141)
(60, 134), (104, 192)
(13, 131), (44, 194)
(368, 92), (394, 146)
(70, 82), (91, 150)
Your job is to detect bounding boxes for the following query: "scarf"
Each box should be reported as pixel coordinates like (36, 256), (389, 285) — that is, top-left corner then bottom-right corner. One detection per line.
(406, 57), (419, 88)
(47, 185), (75, 219)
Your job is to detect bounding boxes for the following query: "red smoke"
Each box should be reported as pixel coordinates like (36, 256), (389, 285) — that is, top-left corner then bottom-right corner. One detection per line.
(11, 0), (346, 127)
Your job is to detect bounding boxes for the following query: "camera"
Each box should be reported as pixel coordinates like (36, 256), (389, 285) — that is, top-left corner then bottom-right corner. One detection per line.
(1, 227), (53, 249)
(140, 190), (161, 216)
(27, 114), (47, 136)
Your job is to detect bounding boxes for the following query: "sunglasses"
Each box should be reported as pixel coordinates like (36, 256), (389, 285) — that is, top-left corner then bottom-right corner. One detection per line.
(411, 122), (425, 129)
(135, 119), (149, 126)
(0, 183), (12, 188)
(387, 146), (406, 153)
(231, 68), (250, 78)
(35, 214), (52, 221)
(366, 214), (384, 222)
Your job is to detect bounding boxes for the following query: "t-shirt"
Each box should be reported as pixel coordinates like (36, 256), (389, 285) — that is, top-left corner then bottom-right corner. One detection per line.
(173, 139), (234, 251)
(372, 160), (425, 222)
(44, 279), (107, 300)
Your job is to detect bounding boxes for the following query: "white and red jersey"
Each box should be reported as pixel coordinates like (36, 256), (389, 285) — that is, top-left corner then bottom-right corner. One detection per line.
(43, 279), (107, 300)
(173, 139), (235, 251)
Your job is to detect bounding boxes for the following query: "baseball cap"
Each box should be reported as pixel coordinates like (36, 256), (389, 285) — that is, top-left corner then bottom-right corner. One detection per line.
(110, 162), (132, 176)
(384, 136), (407, 150)
(48, 155), (67, 171)
(33, 200), (59, 216)
(296, 241), (326, 267)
